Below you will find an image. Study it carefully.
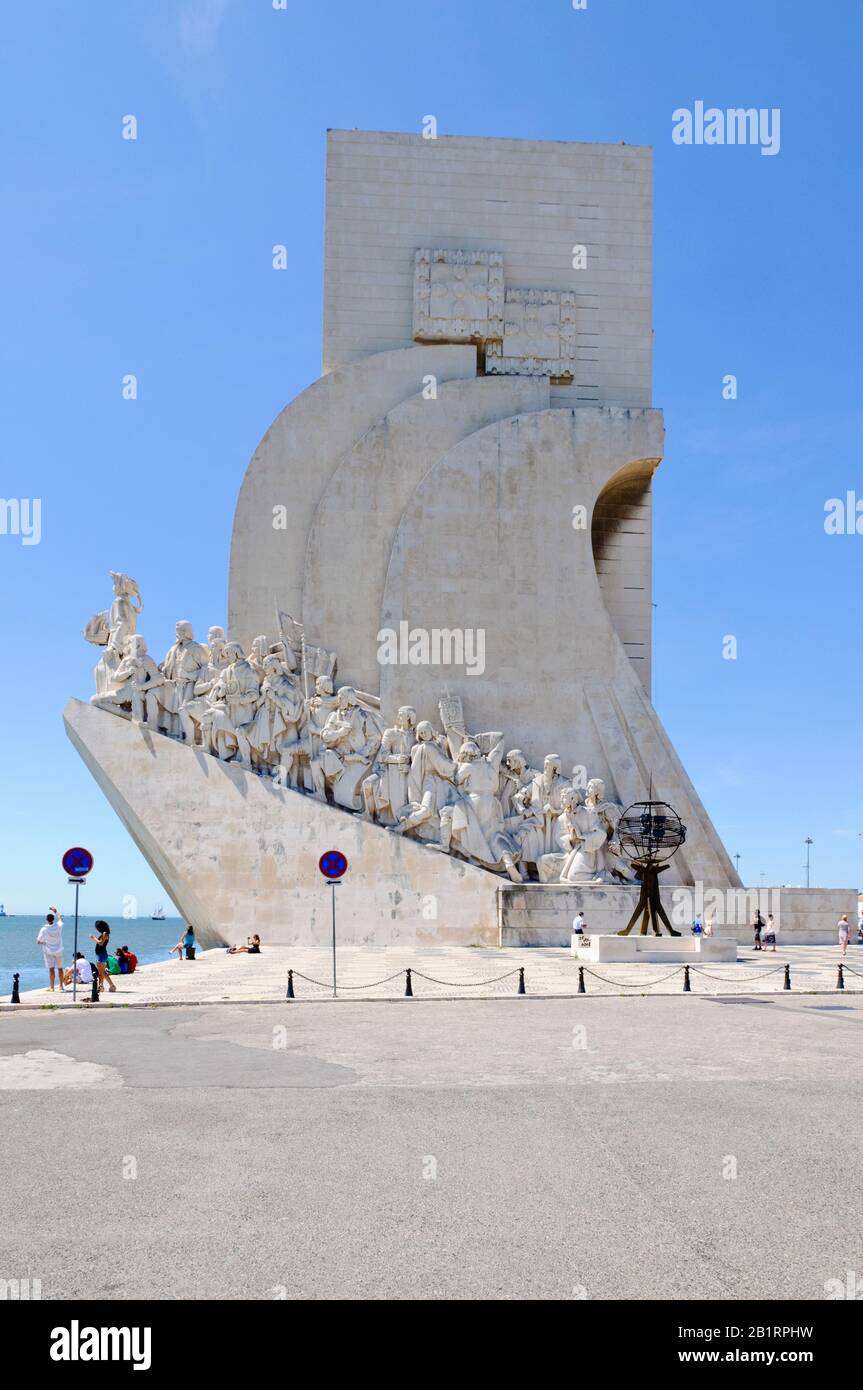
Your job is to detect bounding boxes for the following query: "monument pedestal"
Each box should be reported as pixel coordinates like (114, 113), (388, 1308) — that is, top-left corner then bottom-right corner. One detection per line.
(576, 933), (736, 964)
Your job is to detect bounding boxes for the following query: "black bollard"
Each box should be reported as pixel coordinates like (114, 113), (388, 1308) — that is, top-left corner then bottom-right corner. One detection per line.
(683, 965), (691, 993)
(404, 968), (413, 997)
(837, 963), (845, 991)
(10, 973), (20, 1005)
(577, 966), (586, 994)
(90, 966), (100, 1004)
(783, 963), (791, 991)
(286, 969), (295, 1000)
(518, 967), (526, 995)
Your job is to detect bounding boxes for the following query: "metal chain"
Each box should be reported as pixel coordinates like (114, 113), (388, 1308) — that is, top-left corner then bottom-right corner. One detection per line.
(410, 969), (521, 987)
(581, 966), (686, 987)
(688, 964), (788, 982)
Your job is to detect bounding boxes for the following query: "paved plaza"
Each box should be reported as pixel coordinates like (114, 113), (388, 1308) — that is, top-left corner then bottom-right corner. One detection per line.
(0, 994), (861, 1300)
(2, 941), (861, 1008)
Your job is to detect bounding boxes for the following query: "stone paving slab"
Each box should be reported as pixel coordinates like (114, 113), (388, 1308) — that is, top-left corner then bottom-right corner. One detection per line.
(2, 941), (862, 1008)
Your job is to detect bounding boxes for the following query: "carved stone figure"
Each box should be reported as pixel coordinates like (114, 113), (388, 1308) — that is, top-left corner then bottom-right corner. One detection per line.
(361, 706), (417, 825)
(393, 721), (455, 842)
(91, 634), (163, 725)
(584, 777), (635, 882)
(247, 655), (304, 774)
(149, 622), (209, 737)
(439, 735), (522, 882)
(179, 638), (231, 749)
(498, 748), (536, 816)
(557, 778), (633, 884)
(527, 754), (566, 854)
(212, 641), (260, 766)
(85, 572), (145, 697)
(311, 686), (382, 809)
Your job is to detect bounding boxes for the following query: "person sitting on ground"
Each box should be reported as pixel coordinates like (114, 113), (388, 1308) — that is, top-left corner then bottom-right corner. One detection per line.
(115, 946), (138, 974)
(61, 953), (93, 987)
(183, 925), (196, 961)
(227, 934), (261, 955)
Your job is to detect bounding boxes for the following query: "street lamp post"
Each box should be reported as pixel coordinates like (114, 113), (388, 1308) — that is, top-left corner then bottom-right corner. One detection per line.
(733, 853), (741, 880)
(805, 837), (813, 890)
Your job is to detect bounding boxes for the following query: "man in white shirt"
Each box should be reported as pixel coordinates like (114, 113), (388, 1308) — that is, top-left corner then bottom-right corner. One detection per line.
(36, 911), (64, 992)
(571, 912), (585, 956)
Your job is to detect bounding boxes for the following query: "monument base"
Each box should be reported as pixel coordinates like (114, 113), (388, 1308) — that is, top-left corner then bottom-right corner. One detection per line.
(498, 884), (857, 947)
(576, 934), (736, 963)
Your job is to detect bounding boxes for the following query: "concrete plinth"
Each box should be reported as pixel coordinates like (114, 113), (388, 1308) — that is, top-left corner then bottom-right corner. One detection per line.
(576, 934), (736, 963)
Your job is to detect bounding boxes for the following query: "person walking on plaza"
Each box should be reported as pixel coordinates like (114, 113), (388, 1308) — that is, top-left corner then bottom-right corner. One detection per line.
(36, 910), (64, 992)
(838, 915), (851, 957)
(89, 919), (116, 993)
(762, 914), (777, 951)
(571, 911), (585, 956)
(753, 910), (764, 951)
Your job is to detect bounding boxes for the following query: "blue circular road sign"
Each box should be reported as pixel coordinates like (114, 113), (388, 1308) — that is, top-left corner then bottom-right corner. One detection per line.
(62, 846), (94, 877)
(319, 850), (348, 880)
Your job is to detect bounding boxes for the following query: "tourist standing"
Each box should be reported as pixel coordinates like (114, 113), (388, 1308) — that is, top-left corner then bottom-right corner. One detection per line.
(763, 914), (777, 951)
(838, 915), (850, 957)
(571, 911), (585, 956)
(753, 910), (764, 951)
(36, 911), (64, 992)
(89, 920), (116, 993)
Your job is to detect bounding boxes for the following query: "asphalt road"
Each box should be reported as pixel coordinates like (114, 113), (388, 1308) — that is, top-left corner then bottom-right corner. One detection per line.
(0, 996), (860, 1300)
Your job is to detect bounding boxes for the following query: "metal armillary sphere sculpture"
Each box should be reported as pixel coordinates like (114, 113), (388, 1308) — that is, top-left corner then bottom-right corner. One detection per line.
(616, 800), (686, 937)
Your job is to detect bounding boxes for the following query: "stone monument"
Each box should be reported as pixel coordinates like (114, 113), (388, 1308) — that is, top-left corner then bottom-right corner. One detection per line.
(64, 131), (855, 947)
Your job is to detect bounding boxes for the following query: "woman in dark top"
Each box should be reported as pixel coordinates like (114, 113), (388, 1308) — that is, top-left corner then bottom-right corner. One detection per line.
(89, 919), (116, 993)
(227, 934), (261, 955)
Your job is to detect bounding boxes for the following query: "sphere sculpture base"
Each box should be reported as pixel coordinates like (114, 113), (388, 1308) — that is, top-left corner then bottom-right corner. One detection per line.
(576, 934), (737, 963)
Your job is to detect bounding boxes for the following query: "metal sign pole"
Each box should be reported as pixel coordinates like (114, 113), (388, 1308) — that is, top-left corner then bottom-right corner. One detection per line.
(71, 879), (81, 1002)
(329, 878), (336, 1000)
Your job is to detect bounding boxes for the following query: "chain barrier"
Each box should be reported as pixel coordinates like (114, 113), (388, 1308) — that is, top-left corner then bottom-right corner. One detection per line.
(284, 959), (863, 1000)
(687, 964), (788, 983)
(579, 965), (686, 988)
(410, 968), (521, 987)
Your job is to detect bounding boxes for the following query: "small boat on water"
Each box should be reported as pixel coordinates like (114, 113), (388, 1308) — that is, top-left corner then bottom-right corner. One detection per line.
(151, 904), (166, 921)
(0, 904), (8, 917)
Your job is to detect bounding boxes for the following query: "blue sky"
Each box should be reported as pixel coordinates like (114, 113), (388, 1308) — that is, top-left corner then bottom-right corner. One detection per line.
(1, 0), (860, 913)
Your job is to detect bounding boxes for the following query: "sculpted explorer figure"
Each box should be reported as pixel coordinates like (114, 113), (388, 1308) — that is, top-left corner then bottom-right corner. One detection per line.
(91, 634), (164, 725)
(439, 735), (522, 882)
(527, 754), (566, 854)
(311, 686), (382, 809)
(361, 706), (417, 825)
(393, 721), (455, 842)
(84, 572), (144, 697)
(247, 655), (304, 775)
(498, 748), (536, 816)
(153, 621), (209, 738)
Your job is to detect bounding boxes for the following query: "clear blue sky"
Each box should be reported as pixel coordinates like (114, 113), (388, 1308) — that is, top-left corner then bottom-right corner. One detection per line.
(1, 0), (860, 914)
